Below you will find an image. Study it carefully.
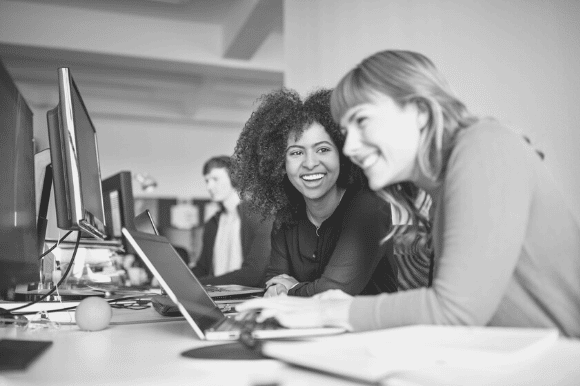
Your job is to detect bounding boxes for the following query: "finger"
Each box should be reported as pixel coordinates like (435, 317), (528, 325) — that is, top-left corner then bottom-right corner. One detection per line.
(235, 298), (269, 311)
(266, 277), (286, 285)
(255, 308), (279, 323)
(236, 296), (300, 312)
(234, 310), (259, 321)
(263, 286), (277, 298)
(275, 284), (288, 296)
(276, 312), (311, 328)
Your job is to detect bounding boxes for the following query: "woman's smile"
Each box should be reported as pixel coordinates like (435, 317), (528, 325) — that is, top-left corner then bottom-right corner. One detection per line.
(301, 172), (326, 183)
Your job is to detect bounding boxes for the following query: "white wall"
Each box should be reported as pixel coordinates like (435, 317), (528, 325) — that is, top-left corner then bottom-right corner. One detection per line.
(284, 0), (580, 217)
(95, 119), (242, 199)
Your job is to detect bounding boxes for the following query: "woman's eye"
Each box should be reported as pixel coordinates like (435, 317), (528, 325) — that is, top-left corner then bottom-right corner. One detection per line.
(317, 147), (331, 153)
(288, 150), (302, 156)
(356, 116), (367, 126)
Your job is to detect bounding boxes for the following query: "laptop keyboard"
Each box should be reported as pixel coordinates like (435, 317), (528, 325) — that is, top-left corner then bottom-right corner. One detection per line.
(214, 311), (284, 332)
(204, 286), (224, 293)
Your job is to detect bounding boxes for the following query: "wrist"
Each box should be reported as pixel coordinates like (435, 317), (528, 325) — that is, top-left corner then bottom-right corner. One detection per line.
(321, 298), (354, 331)
(288, 282), (300, 290)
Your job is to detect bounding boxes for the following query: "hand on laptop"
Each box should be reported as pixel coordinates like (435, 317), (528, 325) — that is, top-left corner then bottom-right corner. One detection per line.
(235, 293), (354, 331)
(264, 274), (299, 297)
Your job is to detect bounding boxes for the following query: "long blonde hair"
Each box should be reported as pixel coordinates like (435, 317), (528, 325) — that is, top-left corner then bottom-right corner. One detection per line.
(330, 50), (478, 238)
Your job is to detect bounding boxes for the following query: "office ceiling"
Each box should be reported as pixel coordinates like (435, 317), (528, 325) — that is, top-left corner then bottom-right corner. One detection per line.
(0, 0), (285, 129)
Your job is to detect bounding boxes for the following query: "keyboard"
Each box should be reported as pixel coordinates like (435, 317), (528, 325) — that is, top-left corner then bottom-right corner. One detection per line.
(204, 286), (225, 293)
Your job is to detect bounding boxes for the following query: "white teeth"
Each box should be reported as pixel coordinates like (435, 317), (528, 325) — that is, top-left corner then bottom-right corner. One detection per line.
(361, 153), (379, 168)
(302, 173), (324, 181)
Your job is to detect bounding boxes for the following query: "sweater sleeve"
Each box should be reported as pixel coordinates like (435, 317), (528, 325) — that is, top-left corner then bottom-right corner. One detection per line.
(290, 191), (393, 297)
(349, 124), (536, 331)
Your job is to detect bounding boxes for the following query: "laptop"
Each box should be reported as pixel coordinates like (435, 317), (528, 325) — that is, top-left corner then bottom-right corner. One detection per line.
(133, 210), (264, 300)
(122, 228), (346, 341)
(134, 209), (160, 235)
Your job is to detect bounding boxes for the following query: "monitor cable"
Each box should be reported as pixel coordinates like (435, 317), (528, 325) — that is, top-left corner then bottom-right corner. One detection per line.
(1, 231), (82, 316)
(38, 230), (72, 260)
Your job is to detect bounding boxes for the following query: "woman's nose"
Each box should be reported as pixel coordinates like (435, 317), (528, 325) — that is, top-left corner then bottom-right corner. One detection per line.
(342, 128), (360, 157)
(303, 151), (319, 169)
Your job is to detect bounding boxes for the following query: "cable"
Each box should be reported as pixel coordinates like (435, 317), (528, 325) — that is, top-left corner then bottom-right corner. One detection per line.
(2, 231), (82, 315)
(38, 230), (73, 260)
(5, 296), (152, 316)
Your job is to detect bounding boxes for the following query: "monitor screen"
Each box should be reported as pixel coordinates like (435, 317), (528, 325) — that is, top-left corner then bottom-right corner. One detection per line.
(47, 68), (106, 239)
(102, 171), (136, 247)
(0, 60), (38, 292)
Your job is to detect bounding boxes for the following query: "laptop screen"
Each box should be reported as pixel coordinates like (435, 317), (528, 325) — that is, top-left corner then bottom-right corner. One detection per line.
(134, 210), (159, 235)
(122, 229), (223, 333)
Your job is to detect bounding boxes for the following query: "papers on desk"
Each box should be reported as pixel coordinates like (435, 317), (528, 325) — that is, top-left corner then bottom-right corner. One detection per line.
(261, 325), (559, 384)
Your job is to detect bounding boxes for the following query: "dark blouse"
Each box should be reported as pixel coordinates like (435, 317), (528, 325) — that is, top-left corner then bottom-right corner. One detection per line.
(265, 187), (398, 297)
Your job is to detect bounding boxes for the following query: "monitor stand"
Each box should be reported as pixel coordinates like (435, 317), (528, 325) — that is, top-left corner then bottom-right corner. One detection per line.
(36, 163), (52, 257)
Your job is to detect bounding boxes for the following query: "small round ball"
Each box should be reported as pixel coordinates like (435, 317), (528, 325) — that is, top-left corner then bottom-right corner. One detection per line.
(75, 297), (112, 331)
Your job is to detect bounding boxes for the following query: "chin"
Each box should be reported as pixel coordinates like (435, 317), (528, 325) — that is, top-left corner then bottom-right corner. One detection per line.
(367, 180), (383, 191)
(303, 191), (324, 201)
(364, 170), (387, 191)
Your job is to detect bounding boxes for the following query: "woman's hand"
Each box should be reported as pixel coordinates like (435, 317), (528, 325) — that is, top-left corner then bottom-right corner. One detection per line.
(264, 283), (286, 297)
(264, 274), (299, 297)
(235, 294), (354, 331)
(313, 289), (353, 300)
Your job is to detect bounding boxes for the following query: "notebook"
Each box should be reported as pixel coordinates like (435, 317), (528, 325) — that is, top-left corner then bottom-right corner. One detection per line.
(122, 228), (345, 341)
(132, 210), (264, 299)
(261, 325), (559, 384)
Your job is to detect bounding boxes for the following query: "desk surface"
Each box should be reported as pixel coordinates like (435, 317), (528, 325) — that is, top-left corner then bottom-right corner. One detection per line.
(1, 305), (580, 386)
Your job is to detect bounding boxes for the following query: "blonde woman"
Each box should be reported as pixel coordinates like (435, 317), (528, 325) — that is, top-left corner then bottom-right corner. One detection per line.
(238, 50), (580, 337)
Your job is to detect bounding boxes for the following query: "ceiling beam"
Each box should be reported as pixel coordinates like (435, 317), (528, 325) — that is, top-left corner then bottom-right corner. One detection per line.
(223, 0), (283, 60)
(0, 43), (283, 83)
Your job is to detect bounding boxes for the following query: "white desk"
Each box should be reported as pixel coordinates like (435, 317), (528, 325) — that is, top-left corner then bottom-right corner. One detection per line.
(1, 305), (580, 386)
(0, 306), (358, 386)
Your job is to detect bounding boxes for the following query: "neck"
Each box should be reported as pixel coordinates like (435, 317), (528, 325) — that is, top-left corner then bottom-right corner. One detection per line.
(305, 187), (345, 227)
(221, 191), (241, 212)
(409, 161), (440, 195)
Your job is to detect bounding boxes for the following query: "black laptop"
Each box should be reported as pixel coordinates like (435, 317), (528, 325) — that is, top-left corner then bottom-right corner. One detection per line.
(122, 228), (345, 341)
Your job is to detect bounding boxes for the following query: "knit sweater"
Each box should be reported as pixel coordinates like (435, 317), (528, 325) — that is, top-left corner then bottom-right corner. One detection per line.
(349, 120), (580, 338)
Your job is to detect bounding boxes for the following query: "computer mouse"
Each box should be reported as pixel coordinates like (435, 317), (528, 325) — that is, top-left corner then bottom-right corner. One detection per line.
(75, 297), (112, 331)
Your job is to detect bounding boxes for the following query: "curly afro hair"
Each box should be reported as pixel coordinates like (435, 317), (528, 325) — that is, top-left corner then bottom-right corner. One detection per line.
(232, 88), (365, 229)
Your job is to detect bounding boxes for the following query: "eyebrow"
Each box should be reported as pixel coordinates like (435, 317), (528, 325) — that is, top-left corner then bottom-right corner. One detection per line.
(343, 106), (364, 125)
(285, 141), (334, 152)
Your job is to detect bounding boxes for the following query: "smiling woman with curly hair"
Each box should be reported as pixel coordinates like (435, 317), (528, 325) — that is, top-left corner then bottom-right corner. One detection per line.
(232, 88), (398, 297)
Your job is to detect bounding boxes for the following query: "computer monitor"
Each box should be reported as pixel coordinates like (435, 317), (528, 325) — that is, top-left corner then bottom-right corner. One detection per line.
(102, 171), (136, 249)
(0, 60), (38, 291)
(46, 68), (107, 240)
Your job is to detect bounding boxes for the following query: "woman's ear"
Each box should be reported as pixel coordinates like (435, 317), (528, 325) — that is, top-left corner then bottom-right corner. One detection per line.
(415, 99), (430, 132)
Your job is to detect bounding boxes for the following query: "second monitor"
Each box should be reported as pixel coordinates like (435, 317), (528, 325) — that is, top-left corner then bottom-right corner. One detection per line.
(46, 67), (107, 240)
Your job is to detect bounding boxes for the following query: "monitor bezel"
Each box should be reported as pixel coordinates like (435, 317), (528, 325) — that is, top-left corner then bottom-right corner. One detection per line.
(50, 67), (107, 239)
